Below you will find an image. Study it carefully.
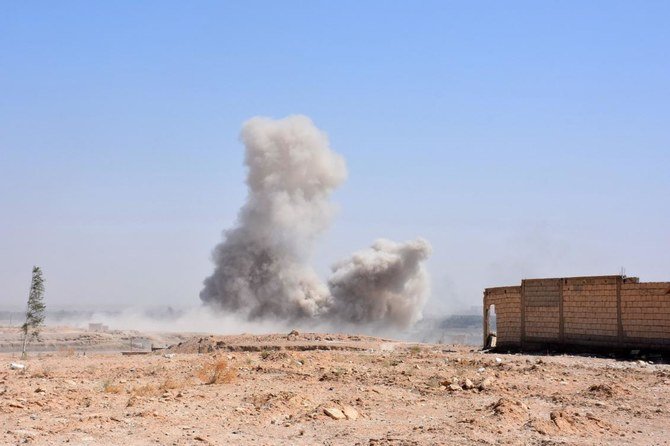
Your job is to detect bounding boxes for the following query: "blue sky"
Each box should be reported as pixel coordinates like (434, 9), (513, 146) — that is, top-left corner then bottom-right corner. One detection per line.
(1, 1), (668, 313)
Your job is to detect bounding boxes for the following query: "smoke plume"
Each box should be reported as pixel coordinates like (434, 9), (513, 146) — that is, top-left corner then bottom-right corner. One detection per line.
(200, 115), (432, 330)
(327, 238), (432, 329)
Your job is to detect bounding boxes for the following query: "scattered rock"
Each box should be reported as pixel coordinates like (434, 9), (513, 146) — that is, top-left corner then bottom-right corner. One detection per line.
(588, 384), (615, 398)
(342, 406), (359, 420)
(9, 363), (26, 370)
(479, 377), (494, 391)
(490, 398), (528, 423)
(447, 383), (461, 392)
(463, 379), (474, 390)
(323, 407), (346, 420)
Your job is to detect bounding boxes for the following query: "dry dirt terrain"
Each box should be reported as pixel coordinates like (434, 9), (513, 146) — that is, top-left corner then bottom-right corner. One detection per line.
(0, 325), (194, 353)
(1, 331), (669, 445)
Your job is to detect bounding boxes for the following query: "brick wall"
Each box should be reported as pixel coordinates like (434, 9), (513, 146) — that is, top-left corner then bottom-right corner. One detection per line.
(483, 275), (670, 351)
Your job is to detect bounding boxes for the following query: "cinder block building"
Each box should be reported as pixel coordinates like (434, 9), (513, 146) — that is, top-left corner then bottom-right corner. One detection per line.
(483, 275), (670, 351)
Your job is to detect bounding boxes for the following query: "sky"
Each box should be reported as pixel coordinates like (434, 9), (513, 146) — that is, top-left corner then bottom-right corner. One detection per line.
(1, 1), (669, 315)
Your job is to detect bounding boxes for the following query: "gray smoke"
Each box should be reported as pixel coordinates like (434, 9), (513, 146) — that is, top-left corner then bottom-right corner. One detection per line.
(327, 238), (432, 329)
(200, 115), (432, 329)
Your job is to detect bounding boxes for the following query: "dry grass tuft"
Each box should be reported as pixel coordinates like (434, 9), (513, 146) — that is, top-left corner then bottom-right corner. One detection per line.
(58, 347), (76, 357)
(159, 377), (185, 391)
(102, 380), (123, 394)
(130, 384), (157, 396)
(408, 345), (423, 355)
(197, 358), (237, 385)
(30, 367), (50, 378)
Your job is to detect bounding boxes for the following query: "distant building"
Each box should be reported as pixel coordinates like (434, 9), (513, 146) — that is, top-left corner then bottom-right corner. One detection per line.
(483, 275), (670, 352)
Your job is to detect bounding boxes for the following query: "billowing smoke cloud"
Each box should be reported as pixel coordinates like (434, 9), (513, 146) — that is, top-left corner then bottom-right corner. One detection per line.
(200, 115), (432, 330)
(200, 115), (346, 320)
(327, 238), (432, 329)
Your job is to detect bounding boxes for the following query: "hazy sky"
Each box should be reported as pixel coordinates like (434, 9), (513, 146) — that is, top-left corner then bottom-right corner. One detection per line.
(1, 1), (668, 314)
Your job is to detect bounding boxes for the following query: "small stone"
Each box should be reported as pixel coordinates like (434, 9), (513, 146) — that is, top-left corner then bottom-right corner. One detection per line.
(447, 383), (461, 392)
(323, 407), (346, 420)
(479, 377), (494, 391)
(463, 379), (474, 390)
(342, 406), (359, 420)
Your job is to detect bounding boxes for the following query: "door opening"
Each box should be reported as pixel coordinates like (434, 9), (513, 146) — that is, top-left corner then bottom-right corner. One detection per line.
(484, 304), (497, 349)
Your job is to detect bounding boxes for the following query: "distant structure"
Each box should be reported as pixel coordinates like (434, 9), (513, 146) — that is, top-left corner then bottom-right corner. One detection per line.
(88, 323), (109, 332)
(483, 275), (670, 352)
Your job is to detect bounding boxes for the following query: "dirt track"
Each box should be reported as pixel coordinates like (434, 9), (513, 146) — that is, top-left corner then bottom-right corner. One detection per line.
(2, 332), (669, 445)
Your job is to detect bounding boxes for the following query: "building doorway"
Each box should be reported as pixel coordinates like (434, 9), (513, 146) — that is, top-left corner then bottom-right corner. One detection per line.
(484, 304), (497, 349)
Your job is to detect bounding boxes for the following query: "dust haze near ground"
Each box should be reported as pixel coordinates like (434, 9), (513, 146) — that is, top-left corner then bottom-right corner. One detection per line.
(200, 116), (432, 330)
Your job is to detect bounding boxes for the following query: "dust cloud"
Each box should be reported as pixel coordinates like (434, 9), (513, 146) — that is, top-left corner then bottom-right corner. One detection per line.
(200, 115), (432, 330)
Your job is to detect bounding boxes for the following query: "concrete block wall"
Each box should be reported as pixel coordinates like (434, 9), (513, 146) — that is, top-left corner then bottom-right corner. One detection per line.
(483, 275), (670, 351)
(563, 276), (618, 340)
(483, 286), (521, 347)
(523, 279), (560, 340)
(621, 282), (670, 346)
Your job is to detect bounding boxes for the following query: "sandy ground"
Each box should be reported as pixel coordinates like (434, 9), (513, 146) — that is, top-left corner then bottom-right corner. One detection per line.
(1, 331), (669, 445)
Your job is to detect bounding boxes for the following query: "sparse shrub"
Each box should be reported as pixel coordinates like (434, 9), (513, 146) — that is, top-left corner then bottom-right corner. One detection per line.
(409, 345), (422, 355)
(260, 350), (271, 360)
(382, 358), (403, 367)
(102, 380), (122, 394)
(159, 378), (184, 391)
(58, 347), (76, 357)
(197, 358), (236, 385)
(130, 384), (157, 396)
(30, 367), (50, 378)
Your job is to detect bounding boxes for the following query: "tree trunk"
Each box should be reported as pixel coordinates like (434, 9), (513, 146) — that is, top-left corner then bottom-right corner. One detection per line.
(21, 330), (28, 359)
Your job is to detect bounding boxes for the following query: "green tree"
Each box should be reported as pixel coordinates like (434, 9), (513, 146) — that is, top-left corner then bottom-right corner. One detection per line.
(21, 266), (46, 359)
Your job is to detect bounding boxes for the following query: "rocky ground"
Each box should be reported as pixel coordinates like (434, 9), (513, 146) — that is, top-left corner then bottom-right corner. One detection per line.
(1, 331), (669, 445)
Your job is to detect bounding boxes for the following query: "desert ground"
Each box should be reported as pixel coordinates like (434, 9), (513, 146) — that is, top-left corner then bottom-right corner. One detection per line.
(1, 328), (669, 445)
